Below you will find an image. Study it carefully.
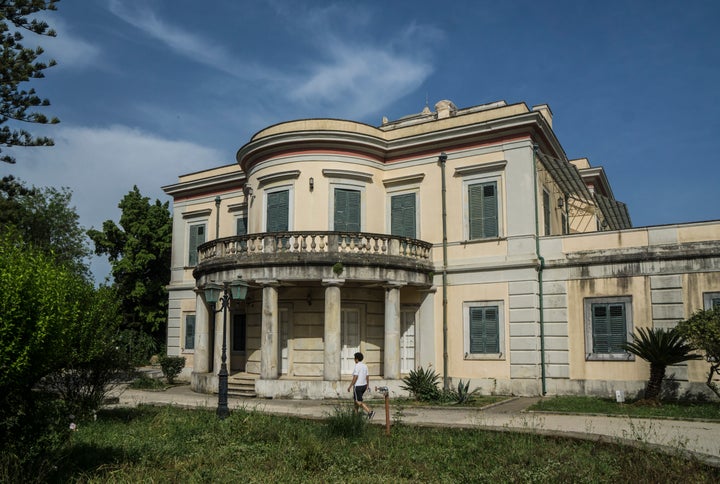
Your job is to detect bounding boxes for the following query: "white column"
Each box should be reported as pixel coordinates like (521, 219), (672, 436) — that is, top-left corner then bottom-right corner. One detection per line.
(384, 282), (404, 379)
(259, 280), (279, 379)
(193, 291), (211, 373)
(323, 279), (344, 381)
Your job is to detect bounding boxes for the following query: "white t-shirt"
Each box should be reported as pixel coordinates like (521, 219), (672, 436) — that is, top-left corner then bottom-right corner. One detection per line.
(352, 361), (369, 386)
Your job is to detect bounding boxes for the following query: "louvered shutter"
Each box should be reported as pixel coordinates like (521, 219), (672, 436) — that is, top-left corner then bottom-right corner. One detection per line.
(712, 298), (720, 309)
(188, 224), (205, 266)
(469, 306), (500, 354)
(608, 304), (626, 352)
(592, 303), (626, 353)
(543, 190), (551, 235)
(391, 193), (416, 238)
(592, 304), (610, 353)
(267, 190), (289, 232)
(469, 182), (498, 239)
(482, 183), (498, 238)
(334, 189), (361, 232)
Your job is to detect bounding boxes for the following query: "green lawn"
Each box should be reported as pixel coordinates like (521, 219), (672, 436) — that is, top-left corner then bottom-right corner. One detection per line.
(47, 405), (719, 482)
(530, 396), (720, 420)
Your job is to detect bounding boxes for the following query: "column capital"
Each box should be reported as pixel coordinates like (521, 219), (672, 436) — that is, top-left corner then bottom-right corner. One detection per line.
(383, 281), (407, 290)
(322, 278), (345, 287)
(255, 278), (280, 287)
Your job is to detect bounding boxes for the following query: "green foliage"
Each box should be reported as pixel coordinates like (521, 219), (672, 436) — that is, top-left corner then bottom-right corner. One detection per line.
(621, 327), (701, 401)
(158, 356), (185, 384)
(332, 261), (343, 276)
(128, 374), (166, 390)
(401, 366), (441, 401)
(117, 328), (159, 366)
(45, 405), (720, 482)
(324, 405), (366, 438)
(451, 379), (479, 404)
(677, 307), (720, 399)
(88, 186), (172, 345)
(0, 176), (90, 276)
(1, 0), (61, 164)
(0, 232), (130, 479)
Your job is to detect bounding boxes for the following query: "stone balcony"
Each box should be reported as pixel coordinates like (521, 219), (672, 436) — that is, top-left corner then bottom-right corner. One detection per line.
(193, 231), (435, 285)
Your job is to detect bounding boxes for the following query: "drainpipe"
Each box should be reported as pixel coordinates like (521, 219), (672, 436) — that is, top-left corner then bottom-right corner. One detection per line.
(439, 152), (449, 392)
(532, 145), (547, 396)
(215, 196), (221, 239)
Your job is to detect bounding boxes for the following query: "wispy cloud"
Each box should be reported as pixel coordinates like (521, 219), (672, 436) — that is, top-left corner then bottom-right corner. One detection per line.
(45, 17), (102, 68)
(107, 0), (440, 119)
(107, 0), (274, 80)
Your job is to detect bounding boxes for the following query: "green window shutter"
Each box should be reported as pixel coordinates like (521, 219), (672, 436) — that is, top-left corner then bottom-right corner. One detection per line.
(608, 304), (627, 352)
(236, 216), (247, 235)
(712, 297), (720, 309)
(592, 303), (626, 353)
(391, 193), (416, 238)
(267, 190), (289, 232)
(469, 306), (500, 354)
(469, 182), (498, 239)
(334, 189), (361, 232)
(543, 189), (551, 236)
(188, 224), (205, 266)
(185, 314), (196, 349)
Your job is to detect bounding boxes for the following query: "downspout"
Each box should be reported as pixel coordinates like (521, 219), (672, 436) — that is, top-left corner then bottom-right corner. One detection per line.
(439, 152), (449, 391)
(532, 145), (547, 396)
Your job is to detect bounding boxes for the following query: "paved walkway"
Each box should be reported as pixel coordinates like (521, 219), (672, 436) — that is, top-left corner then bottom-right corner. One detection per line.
(112, 385), (720, 467)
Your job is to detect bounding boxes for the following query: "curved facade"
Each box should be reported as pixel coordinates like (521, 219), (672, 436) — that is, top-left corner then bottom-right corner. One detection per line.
(164, 99), (720, 399)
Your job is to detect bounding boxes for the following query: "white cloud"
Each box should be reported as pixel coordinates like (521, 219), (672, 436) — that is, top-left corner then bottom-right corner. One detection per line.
(106, 0), (437, 119)
(44, 17), (102, 68)
(2, 124), (225, 281)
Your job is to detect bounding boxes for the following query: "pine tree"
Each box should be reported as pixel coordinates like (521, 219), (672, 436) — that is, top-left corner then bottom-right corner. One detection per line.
(1, 0), (60, 164)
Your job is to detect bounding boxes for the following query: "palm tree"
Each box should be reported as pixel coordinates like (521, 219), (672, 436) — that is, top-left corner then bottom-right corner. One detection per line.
(622, 327), (701, 401)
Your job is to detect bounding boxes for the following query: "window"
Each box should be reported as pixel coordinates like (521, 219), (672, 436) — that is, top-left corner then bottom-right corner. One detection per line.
(468, 181), (498, 239)
(334, 188), (361, 232)
(188, 223), (205, 266)
(390, 193), (416, 238)
(184, 314), (196, 350)
(266, 189), (289, 232)
(543, 189), (551, 236)
(703, 292), (720, 310)
(584, 297), (633, 360)
(232, 314), (246, 352)
(236, 215), (247, 235)
(463, 301), (504, 359)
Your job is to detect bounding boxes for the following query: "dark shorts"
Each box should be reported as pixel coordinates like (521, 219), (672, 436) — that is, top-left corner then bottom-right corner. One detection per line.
(353, 385), (367, 402)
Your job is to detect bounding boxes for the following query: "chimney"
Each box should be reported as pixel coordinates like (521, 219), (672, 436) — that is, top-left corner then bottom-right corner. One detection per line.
(435, 100), (457, 119)
(532, 104), (553, 128)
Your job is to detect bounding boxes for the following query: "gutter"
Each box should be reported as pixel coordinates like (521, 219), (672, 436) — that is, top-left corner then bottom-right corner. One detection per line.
(532, 144), (547, 396)
(439, 152), (450, 391)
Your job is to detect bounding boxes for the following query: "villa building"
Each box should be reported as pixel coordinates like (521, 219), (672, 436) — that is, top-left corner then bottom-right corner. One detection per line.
(163, 99), (720, 399)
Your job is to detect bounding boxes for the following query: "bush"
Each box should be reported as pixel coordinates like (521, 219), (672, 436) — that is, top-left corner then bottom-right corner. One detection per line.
(129, 374), (166, 390)
(325, 405), (366, 438)
(158, 356), (185, 384)
(401, 366), (441, 401)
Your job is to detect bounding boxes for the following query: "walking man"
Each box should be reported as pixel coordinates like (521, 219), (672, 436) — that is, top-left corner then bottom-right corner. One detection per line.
(347, 352), (374, 419)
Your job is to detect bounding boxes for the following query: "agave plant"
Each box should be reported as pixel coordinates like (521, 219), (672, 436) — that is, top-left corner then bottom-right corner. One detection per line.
(400, 366), (441, 401)
(454, 379), (479, 404)
(622, 327), (701, 401)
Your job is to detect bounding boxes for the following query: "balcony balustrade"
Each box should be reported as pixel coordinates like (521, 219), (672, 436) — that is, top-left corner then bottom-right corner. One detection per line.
(196, 231), (433, 269)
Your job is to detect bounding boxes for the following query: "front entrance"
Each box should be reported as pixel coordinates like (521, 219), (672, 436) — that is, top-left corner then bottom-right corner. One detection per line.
(341, 307), (360, 375)
(400, 309), (416, 373)
(231, 313), (247, 372)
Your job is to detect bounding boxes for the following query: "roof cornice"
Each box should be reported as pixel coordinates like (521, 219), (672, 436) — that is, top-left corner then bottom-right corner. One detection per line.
(162, 171), (246, 199)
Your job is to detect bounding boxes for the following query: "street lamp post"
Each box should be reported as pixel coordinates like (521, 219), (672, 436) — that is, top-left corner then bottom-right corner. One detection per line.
(202, 278), (249, 419)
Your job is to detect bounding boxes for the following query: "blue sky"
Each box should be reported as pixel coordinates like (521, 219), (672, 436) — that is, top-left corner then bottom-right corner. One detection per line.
(3, 0), (719, 282)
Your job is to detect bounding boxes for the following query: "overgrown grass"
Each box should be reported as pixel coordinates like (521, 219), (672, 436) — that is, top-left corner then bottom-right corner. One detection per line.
(44, 405), (719, 482)
(389, 395), (508, 408)
(530, 396), (720, 420)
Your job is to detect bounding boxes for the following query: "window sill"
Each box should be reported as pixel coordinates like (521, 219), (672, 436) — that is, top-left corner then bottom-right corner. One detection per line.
(181, 349), (195, 354)
(586, 353), (634, 361)
(464, 353), (504, 361)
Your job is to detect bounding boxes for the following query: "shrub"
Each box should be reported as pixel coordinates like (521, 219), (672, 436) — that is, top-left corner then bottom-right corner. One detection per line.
(129, 374), (166, 390)
(158, 356), (185, 384)
(325, 405), (366, 438)
(401, 366), (441, 401)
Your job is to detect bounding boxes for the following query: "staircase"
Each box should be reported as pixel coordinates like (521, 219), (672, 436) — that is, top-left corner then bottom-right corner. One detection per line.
(228, 372), (257, 398)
